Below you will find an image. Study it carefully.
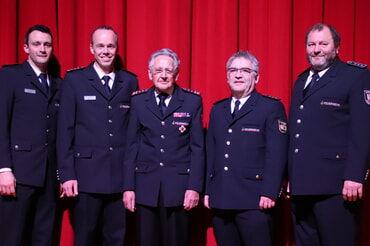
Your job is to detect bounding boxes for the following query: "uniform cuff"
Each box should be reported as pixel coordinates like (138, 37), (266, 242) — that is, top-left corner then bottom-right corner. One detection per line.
(0, 168), (12, 173)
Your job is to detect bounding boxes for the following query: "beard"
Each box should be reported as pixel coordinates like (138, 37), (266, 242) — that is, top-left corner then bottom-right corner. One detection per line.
(306, 51), (337, 72)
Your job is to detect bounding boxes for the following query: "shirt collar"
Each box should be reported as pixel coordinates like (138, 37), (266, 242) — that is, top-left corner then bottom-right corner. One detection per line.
(232, 95), (250, 107)
(309, 67), (330, 78)
(27, 60), (44, 78)
(93, 62), (116, 81)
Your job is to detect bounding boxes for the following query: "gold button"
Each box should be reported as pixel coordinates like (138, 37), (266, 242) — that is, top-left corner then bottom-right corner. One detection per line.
(161, 121), (165, 125)
(226, 141), (231, 145)
(294, 149), (299, 153)
(224, 154), (229, 158)
(14, 145), (19, 150)
(256, 174), (260, 179)
(297, 119), (302, 124)
(295, 134), (300, 138)
(336, 155), (340, 159)
(159, 162), (164, 166)
(224, 166), (229, 171)
(300, 105), (304, 110)
(228, 129), (233, 133)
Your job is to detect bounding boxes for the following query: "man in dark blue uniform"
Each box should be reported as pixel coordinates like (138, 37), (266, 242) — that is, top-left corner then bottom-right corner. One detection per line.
(204, 51), (288, 246)
(288, 23), (370, 246)
(0, 25), (62, 246)
(123, 48), (204, 246)
(57, 26), (138, 246)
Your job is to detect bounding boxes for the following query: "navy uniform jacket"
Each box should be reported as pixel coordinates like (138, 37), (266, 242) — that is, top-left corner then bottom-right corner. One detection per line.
(205, 90), (288, 210)
(57, 63), (138, 194)
(288, 58), (370, 195)
(123, 85), (205, 207)
(0, 61), (62, 187)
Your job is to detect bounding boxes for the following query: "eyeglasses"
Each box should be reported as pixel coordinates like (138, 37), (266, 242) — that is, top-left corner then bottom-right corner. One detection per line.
(228, 67), (257, 75)
(152, 68), (176, 75)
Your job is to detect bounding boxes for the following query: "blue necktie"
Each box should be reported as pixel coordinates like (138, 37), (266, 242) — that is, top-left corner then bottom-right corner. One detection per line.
(232, 100), (240, 118)
(39, 73), (49, 93)
(102, 75), (111, 95)
(158, 93), (169, 115)
(303, 73), (320, 96)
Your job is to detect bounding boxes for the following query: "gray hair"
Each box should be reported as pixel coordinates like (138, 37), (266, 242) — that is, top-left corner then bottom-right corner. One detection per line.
(226, 51), (259, 74)
(148, 48), (180, 70)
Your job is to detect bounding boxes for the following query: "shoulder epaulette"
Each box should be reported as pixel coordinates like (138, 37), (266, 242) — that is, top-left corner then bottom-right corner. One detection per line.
(131, 89), (149, 96)
(120, 69), (138, 77)
(347, 61), (368, 69)
(213, 98), (229, 105)
(66, 67), (85, 73)
(2, 64), (19, 68)
(263, 94), (281, 101)
(182, 88), (200, 96)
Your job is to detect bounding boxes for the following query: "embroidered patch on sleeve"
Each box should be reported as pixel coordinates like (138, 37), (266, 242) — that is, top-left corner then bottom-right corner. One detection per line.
(364, 90), (370, 105)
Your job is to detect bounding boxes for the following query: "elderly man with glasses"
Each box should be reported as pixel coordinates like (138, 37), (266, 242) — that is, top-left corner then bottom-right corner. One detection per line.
(123, 48), (205, 246)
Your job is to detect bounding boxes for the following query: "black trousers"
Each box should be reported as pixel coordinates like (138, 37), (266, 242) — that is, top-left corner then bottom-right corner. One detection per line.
(0, 163), (59, 246)
(291, 194), (361, 246)
(72, 192), (126, 246)
(135, 190), (190, 246)
(212, 208), (274, 246)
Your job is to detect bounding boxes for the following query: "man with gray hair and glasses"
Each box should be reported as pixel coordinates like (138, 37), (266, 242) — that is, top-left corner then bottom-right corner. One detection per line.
(204, 51), (288, 246)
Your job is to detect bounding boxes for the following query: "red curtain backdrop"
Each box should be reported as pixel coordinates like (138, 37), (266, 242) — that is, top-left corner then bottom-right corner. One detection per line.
(1, 0), (370, 245)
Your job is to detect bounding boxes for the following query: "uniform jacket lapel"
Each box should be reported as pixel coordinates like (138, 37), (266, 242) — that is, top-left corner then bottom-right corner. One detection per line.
(223, 90), (258, 123)
(164, 85), (183, 118)
(303, 58), (341, 100)
(84, 63), (110, 100)
(233, 92), (256, 120)
(145, 87), (162, 119)
(110, 72), (123, 98)
(144, 85), (184, 119)
(222, 98), (233, 123)
(48, 76), (58, 100)
(22, 61), (48, 98)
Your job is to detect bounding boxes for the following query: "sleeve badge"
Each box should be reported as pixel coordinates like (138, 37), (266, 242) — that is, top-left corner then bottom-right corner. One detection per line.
(364, 90), (370, 105)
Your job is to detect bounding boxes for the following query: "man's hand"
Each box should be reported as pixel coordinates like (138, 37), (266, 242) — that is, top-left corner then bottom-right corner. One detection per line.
(183, 190), (199, 211)
(259, 196), (276, 210)
(123, 191), (136, 212)
(62, 180), (78, 197)
(342, 180), (363, 201)
(0, 171), (16, 197)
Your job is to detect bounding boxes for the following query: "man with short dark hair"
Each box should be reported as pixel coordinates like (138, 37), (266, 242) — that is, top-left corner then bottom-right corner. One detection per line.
(288, 23), (370, 245)
(57, 26), (138, 245)
(0, 24), (62, 246)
